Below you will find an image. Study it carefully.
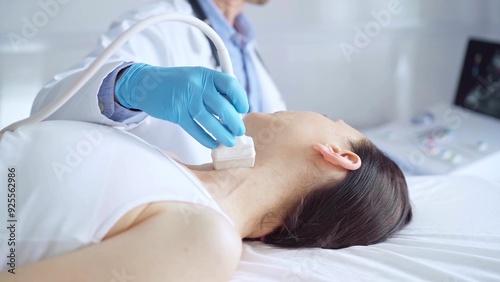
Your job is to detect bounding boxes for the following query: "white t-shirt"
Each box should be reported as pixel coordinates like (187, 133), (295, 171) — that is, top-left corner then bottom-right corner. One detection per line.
(0, 120), (230, 269)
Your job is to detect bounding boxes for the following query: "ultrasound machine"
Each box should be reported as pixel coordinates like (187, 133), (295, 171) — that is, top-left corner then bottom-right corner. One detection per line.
(364, 38), (500, 183)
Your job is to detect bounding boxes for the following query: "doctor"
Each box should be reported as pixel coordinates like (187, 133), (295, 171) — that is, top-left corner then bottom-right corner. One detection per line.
(31, 0), (285, 164)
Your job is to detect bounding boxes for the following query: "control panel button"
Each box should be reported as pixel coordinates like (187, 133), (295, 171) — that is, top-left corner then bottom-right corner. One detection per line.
(450, 154), (463, 164)
(411, 111), (435, 126)
(438, 148), (453, 160)
(476, 140), (489, 152)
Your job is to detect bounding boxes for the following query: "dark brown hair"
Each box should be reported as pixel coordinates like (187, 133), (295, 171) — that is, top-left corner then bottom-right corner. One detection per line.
(263, 139), (412, 249)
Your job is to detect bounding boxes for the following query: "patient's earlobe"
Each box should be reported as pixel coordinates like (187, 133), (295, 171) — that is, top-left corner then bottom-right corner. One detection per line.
(312, 143), (362, 170)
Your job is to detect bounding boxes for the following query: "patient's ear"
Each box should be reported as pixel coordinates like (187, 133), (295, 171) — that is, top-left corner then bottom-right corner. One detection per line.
(313, 143), (361, 170)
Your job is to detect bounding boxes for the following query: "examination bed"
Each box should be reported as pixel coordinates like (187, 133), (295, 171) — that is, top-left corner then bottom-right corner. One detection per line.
(232, 175), (500, 281)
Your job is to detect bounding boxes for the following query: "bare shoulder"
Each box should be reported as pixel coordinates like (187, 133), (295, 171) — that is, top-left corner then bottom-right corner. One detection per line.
(125, 201), (243, 281)
(144, 201), (239, 237)
(147, 201), (242, 255)
(118, 201), (242, 279)
(107, 200), (242, 255)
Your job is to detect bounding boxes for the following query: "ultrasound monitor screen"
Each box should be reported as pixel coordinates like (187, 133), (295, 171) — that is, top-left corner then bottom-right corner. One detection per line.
(454, 39), (500, 119)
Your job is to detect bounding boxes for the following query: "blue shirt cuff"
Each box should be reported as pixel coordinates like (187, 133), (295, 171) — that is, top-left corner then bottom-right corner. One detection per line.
(97, 62), (141, 122)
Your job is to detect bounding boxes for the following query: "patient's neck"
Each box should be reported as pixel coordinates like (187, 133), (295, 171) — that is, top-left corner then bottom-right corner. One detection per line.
(186, 163), (300, 238)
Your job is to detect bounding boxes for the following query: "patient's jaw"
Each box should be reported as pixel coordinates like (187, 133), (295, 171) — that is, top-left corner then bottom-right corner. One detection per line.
(243, 111), (364, 166)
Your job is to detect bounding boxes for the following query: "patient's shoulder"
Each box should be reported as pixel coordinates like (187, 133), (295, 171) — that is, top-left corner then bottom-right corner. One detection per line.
(105, 201), (241, 250)
(129, 202), (243, 280)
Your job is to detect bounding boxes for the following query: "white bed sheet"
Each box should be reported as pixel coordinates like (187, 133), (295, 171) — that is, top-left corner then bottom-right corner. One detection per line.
(232, 175), (500, 281)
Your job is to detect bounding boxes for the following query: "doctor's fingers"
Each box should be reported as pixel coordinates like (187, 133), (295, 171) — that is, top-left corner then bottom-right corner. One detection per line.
(189, 103), (236, 147)
(204, 93), (246, 137)
(212, 72), (249, 114)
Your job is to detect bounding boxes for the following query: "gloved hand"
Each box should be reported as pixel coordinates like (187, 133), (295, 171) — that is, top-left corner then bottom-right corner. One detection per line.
(115, 63), (249, 149)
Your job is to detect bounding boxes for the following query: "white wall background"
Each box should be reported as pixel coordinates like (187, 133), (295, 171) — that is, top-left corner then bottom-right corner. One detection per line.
(1, 0), (500, 129)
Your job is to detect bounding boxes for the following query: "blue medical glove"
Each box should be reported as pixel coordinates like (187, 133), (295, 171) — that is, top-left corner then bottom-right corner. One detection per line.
(115, 63), (249, 149)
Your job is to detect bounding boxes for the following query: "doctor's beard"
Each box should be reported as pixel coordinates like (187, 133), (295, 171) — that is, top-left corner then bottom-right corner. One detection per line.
(245, 0), (269, 4)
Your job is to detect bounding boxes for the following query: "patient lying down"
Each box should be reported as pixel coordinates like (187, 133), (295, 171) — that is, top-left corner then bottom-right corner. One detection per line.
(0, 111), (412, 281)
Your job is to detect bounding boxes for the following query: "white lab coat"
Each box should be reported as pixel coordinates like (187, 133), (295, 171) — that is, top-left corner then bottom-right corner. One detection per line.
(31, 0), (285, 165)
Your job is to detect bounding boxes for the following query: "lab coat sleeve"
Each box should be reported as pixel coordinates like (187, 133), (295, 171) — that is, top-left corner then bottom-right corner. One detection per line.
(31, 59), (146, 127)
(31, 2), (179, 128)
(98, 62), (140, 122)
